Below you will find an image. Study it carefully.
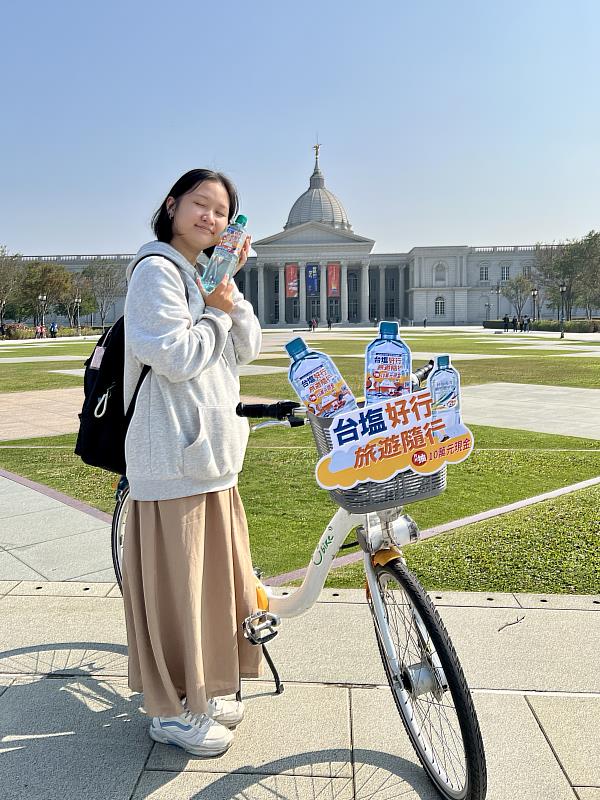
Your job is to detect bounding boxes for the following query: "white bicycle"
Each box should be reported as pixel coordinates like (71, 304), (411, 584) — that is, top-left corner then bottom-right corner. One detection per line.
(111, 363), (487, 800)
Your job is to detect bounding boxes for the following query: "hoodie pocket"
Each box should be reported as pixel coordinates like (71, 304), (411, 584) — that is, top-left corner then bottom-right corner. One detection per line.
(182, 406), (248, 481)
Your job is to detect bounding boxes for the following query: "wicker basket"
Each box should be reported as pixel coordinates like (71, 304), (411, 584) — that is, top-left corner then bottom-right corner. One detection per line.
(308, 408), (447, 513)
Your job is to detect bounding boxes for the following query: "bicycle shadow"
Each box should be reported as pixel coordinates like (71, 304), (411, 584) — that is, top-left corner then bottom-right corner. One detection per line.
(0, 642), (439, 800)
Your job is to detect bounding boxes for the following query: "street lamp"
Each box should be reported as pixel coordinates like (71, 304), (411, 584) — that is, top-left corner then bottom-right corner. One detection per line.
(494, 282), (501, 318)
(559, 283), (567, 338)
(484, 302), (490, 322)
(37, 294), (47, 335)
(531, 288), (538, 323)
(74, 295), (82, 336)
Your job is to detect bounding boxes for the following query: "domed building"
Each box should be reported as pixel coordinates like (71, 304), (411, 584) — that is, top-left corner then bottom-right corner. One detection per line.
(23, 146), (543, 327)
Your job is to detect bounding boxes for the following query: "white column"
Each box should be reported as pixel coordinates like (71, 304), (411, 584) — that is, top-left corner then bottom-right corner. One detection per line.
(378, 265), (386, 321)
(319, 264), (327, 324)
(360, 262), (370, 323)
(340, 263), (348, 323)
(397, 266), (405, 322)
(257, 264), (265, 326)
(298, 264), (307, 327)
(278, 264), (286, 325)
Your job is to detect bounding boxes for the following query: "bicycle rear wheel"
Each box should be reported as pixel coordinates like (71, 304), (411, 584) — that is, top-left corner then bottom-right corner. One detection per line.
(111, 484), (129, 592)
(369, 559), (487, 800)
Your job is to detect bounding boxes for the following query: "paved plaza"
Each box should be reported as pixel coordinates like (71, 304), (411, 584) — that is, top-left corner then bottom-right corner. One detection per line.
(1, 328), (599, 799)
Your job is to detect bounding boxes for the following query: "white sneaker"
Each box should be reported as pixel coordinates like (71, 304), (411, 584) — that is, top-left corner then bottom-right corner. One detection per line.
(206, 696), (245, 728)
(149, 709), (233, 756)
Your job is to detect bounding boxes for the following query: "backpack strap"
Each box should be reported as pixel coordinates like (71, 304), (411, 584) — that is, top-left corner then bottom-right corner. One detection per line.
(125, 263), (190, 421)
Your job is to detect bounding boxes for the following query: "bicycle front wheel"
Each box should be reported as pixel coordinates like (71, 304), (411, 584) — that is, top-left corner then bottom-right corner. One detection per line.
(369, 559), (487, 800)
(111, 484), (129, 593)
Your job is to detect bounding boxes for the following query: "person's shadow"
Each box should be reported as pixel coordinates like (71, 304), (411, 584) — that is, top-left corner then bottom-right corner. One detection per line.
(0, 641), (440, 799)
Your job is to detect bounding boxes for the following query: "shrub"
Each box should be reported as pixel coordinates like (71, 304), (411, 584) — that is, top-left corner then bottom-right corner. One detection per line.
(56, 326), (97, 337)
(5, 323), (35, 339)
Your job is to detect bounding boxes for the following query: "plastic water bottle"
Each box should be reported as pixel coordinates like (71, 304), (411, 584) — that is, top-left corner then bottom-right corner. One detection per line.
(428, 354), (461, 439)
(286, 337), (357, 417)
(200, 214), (248, 292)
(364, 321), (412, 404)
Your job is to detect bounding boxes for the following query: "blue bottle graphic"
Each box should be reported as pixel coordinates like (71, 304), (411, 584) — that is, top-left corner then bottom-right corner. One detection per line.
(427, 354), (462, 440)
(200, 214), (248, 292)
(286, 337), (357, 417)
(364, 321), (412, 404)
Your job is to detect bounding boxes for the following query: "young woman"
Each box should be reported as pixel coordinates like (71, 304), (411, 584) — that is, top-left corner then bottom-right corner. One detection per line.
(122, 169), (262, 757)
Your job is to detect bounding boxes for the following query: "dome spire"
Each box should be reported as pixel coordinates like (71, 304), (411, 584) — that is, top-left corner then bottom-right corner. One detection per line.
(310, 141), (325, 189)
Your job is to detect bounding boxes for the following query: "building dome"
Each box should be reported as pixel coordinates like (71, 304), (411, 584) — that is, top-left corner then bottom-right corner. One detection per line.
(284, 148), (352, 231)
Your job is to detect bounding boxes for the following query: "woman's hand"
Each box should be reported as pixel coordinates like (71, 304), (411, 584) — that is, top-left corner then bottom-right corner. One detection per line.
(233, 235), (251, 275)
(202, 275), (235, 315)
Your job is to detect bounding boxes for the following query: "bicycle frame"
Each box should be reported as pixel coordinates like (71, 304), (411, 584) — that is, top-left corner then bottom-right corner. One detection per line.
(263, 507), (364, 618)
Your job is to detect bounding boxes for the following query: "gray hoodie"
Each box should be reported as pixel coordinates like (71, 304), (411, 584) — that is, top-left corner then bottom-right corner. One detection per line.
(123, 241), (261, 500)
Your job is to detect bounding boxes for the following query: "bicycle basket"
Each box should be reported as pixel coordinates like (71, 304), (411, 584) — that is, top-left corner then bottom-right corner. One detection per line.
(308, 408), (446, 513)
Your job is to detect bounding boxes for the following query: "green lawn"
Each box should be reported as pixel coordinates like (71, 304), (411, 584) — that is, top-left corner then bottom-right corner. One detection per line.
(325, 485), (600, 594)
(0, 425), (598, 589)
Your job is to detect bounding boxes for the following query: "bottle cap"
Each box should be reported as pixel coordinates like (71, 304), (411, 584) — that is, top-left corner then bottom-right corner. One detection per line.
(438, 355), (450, 368)
(379, 321), (398, 338)
(235, 214), (248, 227)
(285, 337), (308, 359)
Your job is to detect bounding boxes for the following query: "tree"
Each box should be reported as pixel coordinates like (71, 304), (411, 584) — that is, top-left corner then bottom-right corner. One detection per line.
(0, 246), (24, 326)
(54, 272), (96, 327)
(574, 231), (600, 319)
(83, 261), (126, 330)
(16, 261), (73, 324)
(501, 273), (533, 318)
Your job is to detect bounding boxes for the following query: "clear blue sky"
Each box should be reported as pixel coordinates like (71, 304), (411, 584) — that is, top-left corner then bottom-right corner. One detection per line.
(1, 0), (599, 256)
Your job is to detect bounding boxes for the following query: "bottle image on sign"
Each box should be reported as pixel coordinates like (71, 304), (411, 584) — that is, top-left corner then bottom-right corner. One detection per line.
(286, 337), (357, 418)
(200, 214), (248, 292)
(427, 353), (461, 440)
(364, 321), (412, 404)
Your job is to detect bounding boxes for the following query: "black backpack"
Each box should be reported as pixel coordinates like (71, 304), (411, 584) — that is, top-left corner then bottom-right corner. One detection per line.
(74, 257), (188, 475)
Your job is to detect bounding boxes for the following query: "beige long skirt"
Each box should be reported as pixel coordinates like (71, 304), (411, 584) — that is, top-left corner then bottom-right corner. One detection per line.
(122, 487), (262, 717)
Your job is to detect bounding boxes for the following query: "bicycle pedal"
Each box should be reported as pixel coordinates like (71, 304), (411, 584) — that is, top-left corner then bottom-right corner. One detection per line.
(243, 611), (280, 645)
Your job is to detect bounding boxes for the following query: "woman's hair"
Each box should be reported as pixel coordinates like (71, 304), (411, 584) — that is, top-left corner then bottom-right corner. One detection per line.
(151, 169), (239, 258)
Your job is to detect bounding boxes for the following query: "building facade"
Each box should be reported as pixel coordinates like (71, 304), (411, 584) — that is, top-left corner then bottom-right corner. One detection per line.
(24, 150), (543, 326)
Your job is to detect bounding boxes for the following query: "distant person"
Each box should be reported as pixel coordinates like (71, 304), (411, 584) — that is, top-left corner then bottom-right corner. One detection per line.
(327, 317), (332, 330)
(518, 317), (524, 332)
(423, 316), (427, 328)
(512, 316), (517, 332)
(524, 315), (530, 332)
(503, 314), (509, 332)
(0, 323), (5, 337)
(50, 322), (58, 338)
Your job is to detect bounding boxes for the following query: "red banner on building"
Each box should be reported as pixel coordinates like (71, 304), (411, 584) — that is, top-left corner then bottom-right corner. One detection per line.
(285, 264), (299, 298)
(327, 263), (340, 297)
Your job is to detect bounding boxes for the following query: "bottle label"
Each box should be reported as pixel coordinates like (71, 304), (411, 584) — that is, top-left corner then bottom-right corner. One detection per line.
(294, 363), (354, 417)
(214, 226), (246, 259)
(365, 352), (411, 400)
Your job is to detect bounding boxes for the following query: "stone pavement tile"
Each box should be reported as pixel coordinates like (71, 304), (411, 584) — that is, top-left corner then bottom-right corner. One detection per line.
(0, 478), (34, 496)
(515, 593), (600, 611)
(8, 580), (114, 597)
(577, 791), (600, 799)
(351, 687), (575, 800)
(428, 590), (521, 608)
(527, 695), (600, 788)
(11, 526), (112, 581)
(107, 583), (123, 598)
(0, 505), (109, 550)
(264, 602), (386, 686)
(317, 588), (367, 604)
(0, 595), (127, 677)
(0, 491), (64, 518)
(66, 566), (117, 583)
(0, 673), (13, 698)
(132, 771), (354, 800)
(0, 549), (46, 580)
(147, 681), (351, 777)
(0, 675), (150, 800)
(0, 579), (20, 595)
(438, 605), (600, 692)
